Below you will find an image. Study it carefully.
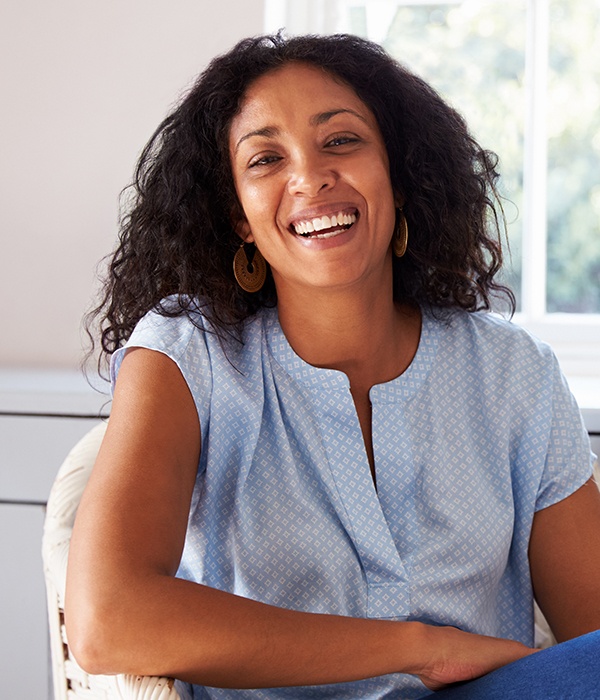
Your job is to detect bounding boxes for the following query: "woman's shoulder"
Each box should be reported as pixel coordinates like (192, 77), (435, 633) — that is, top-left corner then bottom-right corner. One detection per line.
(117, 296), (271, 370)
(109, 297), (271, 404)
(123, 296), (208, 357)
(427, 307), (557, 380)
(439, 308), (552, 354)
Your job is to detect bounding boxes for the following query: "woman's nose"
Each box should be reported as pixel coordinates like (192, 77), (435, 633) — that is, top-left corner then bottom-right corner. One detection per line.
(287, 154), (337, 197)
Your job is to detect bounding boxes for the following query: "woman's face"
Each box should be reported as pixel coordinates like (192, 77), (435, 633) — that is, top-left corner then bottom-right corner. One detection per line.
(228, 62), (397, 296)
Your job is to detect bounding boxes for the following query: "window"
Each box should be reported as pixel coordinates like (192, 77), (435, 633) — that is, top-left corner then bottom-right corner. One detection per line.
(264, 0), (600, 381)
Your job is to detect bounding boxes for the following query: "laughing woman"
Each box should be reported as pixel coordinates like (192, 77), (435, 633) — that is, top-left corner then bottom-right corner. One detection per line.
(65, 34), (600, 699)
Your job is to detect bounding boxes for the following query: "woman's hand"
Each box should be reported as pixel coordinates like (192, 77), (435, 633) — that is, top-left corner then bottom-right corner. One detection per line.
(413, 624), (537, 691)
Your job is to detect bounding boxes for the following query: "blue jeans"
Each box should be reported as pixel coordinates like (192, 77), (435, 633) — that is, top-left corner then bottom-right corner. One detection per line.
(426, 630), (600, 699)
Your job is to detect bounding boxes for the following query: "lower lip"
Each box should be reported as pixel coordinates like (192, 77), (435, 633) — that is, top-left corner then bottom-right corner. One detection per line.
(292, 223), (358, 250)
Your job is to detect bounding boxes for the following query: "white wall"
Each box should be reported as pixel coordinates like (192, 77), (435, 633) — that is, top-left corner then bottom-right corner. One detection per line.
(0, 0), (265, 369)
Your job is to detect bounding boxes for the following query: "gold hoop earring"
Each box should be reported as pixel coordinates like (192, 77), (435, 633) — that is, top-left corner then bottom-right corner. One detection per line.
(392, 207), (408, 258)
(233, 242), (267, 293)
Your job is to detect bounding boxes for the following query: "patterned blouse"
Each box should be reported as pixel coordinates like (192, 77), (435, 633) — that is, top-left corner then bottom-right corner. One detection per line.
(111, 299), (594, 699)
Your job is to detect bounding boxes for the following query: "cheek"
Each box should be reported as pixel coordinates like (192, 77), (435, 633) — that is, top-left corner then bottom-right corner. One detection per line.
(243, 198), (269, 232)
(365, 171), (395, 215)
(234, 183), (261, 225)
(241, 182), (284, 229)
(232, 167), (268, 218)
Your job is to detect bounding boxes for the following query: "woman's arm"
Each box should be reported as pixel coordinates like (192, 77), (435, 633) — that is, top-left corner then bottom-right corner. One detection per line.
(65, 348), (533, 690)
(529, 474), (600, 642)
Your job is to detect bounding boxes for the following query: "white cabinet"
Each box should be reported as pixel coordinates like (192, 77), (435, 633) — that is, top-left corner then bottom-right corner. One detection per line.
(0, 370), (108, 700)
(0, 415), (105, 503)
(1, 503), (50, 698)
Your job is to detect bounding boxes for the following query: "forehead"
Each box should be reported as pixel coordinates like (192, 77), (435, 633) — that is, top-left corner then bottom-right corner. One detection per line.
(242, 62), (364, 104)
(229, 62), (378, 140)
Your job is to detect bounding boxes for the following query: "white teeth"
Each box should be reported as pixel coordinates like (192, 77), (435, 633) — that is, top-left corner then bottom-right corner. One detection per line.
(292, 211), (356, 235)
(312, 229), (344, 239)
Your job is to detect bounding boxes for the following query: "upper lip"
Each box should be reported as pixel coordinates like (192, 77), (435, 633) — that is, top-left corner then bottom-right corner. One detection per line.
(286, 203), (359, 231)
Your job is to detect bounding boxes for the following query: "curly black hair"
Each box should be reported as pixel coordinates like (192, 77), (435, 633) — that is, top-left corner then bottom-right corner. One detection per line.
(87, 32), (514, 373)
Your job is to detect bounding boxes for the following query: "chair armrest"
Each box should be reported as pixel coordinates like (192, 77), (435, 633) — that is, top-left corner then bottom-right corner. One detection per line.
(113, 673), (184, 699)
(42, 422), (184, 699)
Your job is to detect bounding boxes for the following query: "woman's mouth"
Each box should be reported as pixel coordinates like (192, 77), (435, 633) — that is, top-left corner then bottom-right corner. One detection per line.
(291, 210), (358, 239)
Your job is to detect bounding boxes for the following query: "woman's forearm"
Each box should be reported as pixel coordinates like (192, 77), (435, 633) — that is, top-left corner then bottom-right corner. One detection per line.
(65, 571), (533, 690)
(67, 571), (426, 687)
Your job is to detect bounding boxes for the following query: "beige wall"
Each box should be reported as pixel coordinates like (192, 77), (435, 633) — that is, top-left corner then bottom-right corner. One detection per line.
(0, 0), (264, 369)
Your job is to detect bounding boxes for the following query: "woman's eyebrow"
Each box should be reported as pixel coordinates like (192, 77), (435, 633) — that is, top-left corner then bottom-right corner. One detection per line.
(311, 108), (369, 126)
(234, 126), (279, 154)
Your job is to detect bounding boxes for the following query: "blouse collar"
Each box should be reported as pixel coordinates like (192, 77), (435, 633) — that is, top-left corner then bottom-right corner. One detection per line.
(263, 305), (439, 402)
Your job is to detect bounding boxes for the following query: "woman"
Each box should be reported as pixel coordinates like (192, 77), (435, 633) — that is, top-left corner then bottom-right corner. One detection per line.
(65, 34), (600, 698)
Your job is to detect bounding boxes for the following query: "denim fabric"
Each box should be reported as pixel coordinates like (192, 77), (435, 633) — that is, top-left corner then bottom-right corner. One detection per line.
(428, 630), (600, 699)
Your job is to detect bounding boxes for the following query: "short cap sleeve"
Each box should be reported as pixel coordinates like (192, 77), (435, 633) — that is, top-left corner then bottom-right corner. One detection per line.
(110, 304), (212, 444)
(535, 353), (595, 511)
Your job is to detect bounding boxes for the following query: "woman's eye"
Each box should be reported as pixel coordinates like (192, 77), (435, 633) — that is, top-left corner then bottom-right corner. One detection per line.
(248, 154), (281, 168)
(326, 135), (360, 147)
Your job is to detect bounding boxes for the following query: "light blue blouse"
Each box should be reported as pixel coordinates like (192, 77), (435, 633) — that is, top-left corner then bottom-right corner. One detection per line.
(111, 300), (594, 699)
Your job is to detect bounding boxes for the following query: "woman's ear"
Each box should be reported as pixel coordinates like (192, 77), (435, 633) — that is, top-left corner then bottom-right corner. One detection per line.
(234, 217), (254, 244)
(394, 191), (406, 208)
(231, 202), (254, 243)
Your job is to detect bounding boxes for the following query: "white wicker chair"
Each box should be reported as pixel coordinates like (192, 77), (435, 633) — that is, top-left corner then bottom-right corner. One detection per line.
(42, 421), (183, 700)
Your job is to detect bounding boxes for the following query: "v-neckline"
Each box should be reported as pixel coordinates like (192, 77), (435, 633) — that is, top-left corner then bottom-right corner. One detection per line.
(263, 307), (440, 618)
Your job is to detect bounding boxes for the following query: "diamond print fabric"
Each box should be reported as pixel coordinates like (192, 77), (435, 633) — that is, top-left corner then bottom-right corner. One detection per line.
(111, 299), (595, 699)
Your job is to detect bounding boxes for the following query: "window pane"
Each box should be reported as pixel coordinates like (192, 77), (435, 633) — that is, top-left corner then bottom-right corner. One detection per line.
(547, 0), (600, 312)
(347, 0), (527, 309)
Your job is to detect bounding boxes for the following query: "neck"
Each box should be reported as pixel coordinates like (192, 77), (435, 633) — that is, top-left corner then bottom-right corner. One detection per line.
(275, 275), (420, 393)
